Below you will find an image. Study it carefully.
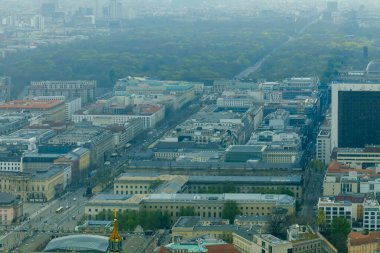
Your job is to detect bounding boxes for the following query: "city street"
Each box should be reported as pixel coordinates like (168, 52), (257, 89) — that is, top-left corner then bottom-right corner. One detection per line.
(0, 187), (88, 251)
(300, 168), (325, 224)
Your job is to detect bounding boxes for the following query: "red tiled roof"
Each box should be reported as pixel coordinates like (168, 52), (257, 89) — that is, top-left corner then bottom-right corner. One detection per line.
(205, 244), (241, 253)
(156, 244), (240, 253)
(335, 195), (365, 204)
(327, 161), (375, 174)
(0, 100), (63, 110)
(349, 231), (380, 246)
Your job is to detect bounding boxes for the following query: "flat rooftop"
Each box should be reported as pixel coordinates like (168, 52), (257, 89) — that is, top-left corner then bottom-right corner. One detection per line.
(0, 192), (19, 205)
(0, 100), (63, 109)
(143, 193), (295, 205)
(260, 234), (290, 245)
(31, 166), (65, 180)
(226, 145), (267, 153)
(188, 175), (302, 185)
(0, 128), (54, 140)
(87, 194), (145, 207)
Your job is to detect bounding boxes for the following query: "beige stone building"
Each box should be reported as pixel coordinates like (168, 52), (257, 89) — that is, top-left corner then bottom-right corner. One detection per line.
(233, 231), (293, 253)
(287, 224), (337, 253)
(0, 164), (71, 202)
(348, 231), (380, 253)
(113, 173), (303, 199)
(113, 173), (188, 195)
(171, 216), (235, 243)
(0, 100), (65, 121)
(140, 193), (295, 223)
(85, 193), (296, 223)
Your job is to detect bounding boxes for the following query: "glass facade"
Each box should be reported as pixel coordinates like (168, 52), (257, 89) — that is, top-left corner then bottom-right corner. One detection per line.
(338, 91), (380, 148)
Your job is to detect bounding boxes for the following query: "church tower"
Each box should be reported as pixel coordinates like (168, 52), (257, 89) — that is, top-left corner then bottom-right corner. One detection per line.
(109, 209), (122, 253)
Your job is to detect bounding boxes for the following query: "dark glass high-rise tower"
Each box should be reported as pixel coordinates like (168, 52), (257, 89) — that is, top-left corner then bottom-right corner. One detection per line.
(332, 83), (380, 148)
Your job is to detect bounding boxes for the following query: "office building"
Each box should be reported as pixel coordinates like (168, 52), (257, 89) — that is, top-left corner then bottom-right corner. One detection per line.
(216, 97), (256, 109)
(30, 15), (45, 30)
(31, 95), (82, 122)
(363, 199), (380, 231)
(107, 119), (144, 151)
(22, 152), (65, 171)
(46, 126), (113, 167)
(113, 173), (303, 199)
(0, 129), (56, 151)
(113, 173), (188, 195)
(166, 105), (262, 146)
(72, 103), (164, 129)
(248, 131), (301, 150)
(331, 83), (380, 149)
(317, 129), (332, 164)
(281, 77), (319, 100)
(322, 161), (380, 198)
(28, 80), (96, 105)
(153, 140), (222, 161)
(0, 151), (22, 172)
(0, 76), (11, 102)
(224, 145), (266, 162)
(334, 146), (380, 169)
(54, 147), (90, 184)
(188, 175), (303, 199)
(114, 76), (200, 96)
(317, 196), (365, 225)
(0, 114), (29, 136)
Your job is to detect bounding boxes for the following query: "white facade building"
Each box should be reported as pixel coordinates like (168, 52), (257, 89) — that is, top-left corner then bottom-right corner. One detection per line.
(317, 196), (354, 225)
(65, 97), (82, 122)
(216, 97), (255, 108)
(317, 129), (331, 164)
(0, 160), (22, 172)
(32, 96), (81, 122)
(363, 199), (380, 231)
(72, 106), (165, 129)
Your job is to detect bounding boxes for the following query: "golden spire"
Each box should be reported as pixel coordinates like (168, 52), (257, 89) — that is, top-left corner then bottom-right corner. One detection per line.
(109, 209), (122, 252)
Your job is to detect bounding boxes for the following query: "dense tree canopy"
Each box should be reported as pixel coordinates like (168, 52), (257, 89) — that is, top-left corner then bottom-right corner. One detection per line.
(0, 16), (296, 96)
(222, 200), (240, 224)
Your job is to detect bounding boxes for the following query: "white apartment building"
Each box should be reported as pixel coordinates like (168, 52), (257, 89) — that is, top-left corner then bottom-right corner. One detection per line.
(65, 97), (82, 122)
(0, 160), (22, 172)
(318, 197), (355, 225)
(32, 96), (82, 122)
(363, 199), (380, 231)
(72, 105), (165, 129)
(317, 129), (331, 164)
(216, 97), (255, 108)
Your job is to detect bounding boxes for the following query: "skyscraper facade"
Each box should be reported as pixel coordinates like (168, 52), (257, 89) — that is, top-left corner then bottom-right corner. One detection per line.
(331, 83), (380, 149)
